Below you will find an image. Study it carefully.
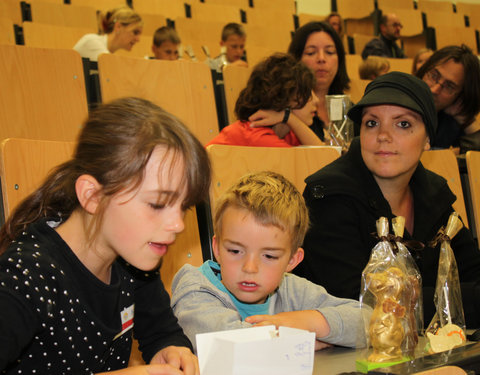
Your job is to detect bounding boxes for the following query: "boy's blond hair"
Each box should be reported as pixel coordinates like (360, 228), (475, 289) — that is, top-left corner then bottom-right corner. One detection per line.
(213, 171), (309, 252)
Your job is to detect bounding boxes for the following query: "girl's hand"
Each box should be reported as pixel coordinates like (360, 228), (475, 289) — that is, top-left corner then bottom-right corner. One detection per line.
(248, 109), (285, 128)
(97, 364), (185, 375)
(150, 346), (199, 375)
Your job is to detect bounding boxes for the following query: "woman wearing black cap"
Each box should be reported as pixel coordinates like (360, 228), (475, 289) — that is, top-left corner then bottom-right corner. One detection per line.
(294, 71), (480, 328)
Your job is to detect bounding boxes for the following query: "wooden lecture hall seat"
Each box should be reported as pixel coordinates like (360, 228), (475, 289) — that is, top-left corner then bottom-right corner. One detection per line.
(0, 44), (88, 142)
(0, 138), (75, 220)
(23, 22), (95, 49)
(466, 151), (480, 243)
(420, 149), (468, 227)
(222, 64), (251, 124)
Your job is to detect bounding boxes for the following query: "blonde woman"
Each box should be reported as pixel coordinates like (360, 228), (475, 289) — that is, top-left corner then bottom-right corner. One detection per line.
(74, 6), (143, 61)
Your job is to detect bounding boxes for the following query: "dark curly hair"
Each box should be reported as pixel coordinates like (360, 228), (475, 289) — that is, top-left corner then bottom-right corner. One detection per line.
(234, 53), (316, 121)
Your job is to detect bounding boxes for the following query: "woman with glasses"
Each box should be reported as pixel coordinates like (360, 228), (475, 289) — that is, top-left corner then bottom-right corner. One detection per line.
(415, 45), (480, 153)
(294, 72), (480, 329)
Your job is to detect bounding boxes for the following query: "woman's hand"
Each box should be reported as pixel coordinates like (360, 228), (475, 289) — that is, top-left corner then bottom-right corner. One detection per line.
(248, 109), (285, 128)
(150, 346), (199, 375)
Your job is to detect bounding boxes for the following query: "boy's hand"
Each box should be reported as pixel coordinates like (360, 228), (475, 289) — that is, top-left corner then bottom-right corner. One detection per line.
(246, 310), (330, 341)
(150, 346), (199, 375)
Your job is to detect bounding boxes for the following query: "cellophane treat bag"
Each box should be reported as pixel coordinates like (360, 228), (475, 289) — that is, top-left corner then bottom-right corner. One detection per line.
(425, 212), (466, 354)
(357, 217), (421, 372)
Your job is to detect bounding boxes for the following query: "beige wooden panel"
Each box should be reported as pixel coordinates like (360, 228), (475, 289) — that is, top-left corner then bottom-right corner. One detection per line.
(417, 0), (454, 14)
(345, 78), (370, 103)
(387, 57), (413, 74)
(420, 149), (468, 227)
(401, 35), (427, 59)
(70, 0), (127, 12)
(345, 18), (375, 37)
(175, 17), (225, 58)
(23, 22), (95, 49)
(202, 0), (247, 7)
(346, 53), (363, 80)
(222, 64), (251, 124)
(189, 2), (241, 23)
(245, 44), (277, 68)
(0, 0), (22, 25)
(434, 26), (477, 52)
(377, 0), (415, 10)
(245, 8), (295, 31)
(30, 2), (98, 30)
(137, 13), (167, 36)
(98, 54), (218, 145)
(244, 23), (292, 51)
(425, 10), (466, 28)
(0, 138), (75, 217)
(132, 0), (187, 19)
(115, 34), (154, 58)
(0, 17), (15, 45)
(466, 151), (480, 244)
(207, 145), (341, 211)
(298, 13), (327, 27)
(251, 0), (295, 14)
(0, 45), (88, 142)
(336, 0), (374, 20)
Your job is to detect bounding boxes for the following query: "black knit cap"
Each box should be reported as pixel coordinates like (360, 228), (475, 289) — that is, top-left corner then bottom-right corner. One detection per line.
(347, 71), (437, 143)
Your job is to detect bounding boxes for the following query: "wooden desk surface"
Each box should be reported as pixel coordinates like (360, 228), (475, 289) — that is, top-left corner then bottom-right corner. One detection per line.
(313, 339), (480, 374)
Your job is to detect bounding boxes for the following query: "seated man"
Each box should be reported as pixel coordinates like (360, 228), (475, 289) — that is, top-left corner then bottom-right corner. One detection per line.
(416, 44), (480, 153)
(207, 22), (248, 71)
(171, 171), (365, 353)
(151, 26), (181, 60)
(361, 13), (405, 59)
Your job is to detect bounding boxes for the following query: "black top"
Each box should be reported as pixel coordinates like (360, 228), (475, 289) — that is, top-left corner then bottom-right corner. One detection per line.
(361, 34), (406, 60)
(295, 137), (480, 328)
(0, 218), (192, 374)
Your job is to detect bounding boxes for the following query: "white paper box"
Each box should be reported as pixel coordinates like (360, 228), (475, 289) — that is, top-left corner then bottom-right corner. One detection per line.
(196, 325), (315, 375)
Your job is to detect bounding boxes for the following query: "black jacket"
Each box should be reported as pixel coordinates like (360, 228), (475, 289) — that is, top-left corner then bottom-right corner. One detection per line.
(361, 34), (406, 59)
(295, 138), (480, 327)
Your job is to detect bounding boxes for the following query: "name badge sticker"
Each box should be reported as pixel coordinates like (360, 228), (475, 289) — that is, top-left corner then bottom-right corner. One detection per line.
(114, 304), (135, 340)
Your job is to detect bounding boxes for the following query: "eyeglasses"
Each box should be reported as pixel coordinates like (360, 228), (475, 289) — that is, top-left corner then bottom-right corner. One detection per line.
(424, 69), (459, 95)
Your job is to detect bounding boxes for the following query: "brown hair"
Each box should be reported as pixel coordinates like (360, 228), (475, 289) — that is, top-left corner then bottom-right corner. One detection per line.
(213, 171), (309, 252)
(153, 26), (181, 47)
(234, 53), (315, 121)
(99, 6), (142, 34)
(416, 44), (480, 126)
(0, 97), (211, 253)
(221, 22), (246, 41)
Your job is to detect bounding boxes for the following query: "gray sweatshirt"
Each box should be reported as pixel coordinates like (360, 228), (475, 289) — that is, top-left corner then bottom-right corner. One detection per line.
(171, 263), (366, 352)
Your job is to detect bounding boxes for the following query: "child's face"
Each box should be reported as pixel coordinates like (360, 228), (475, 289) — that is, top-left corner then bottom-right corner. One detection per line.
(98, 146), (186, 271)
(221, 34), (246, 63)
(292, 91), (319, 125)
(213, 207), (303, 304)
(152, 41), (179, 60)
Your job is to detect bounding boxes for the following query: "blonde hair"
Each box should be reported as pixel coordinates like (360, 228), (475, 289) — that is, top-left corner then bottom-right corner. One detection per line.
(100, 6), (142, 34)
(359, 56), (390, 80)
(213, 171), (309, 252)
